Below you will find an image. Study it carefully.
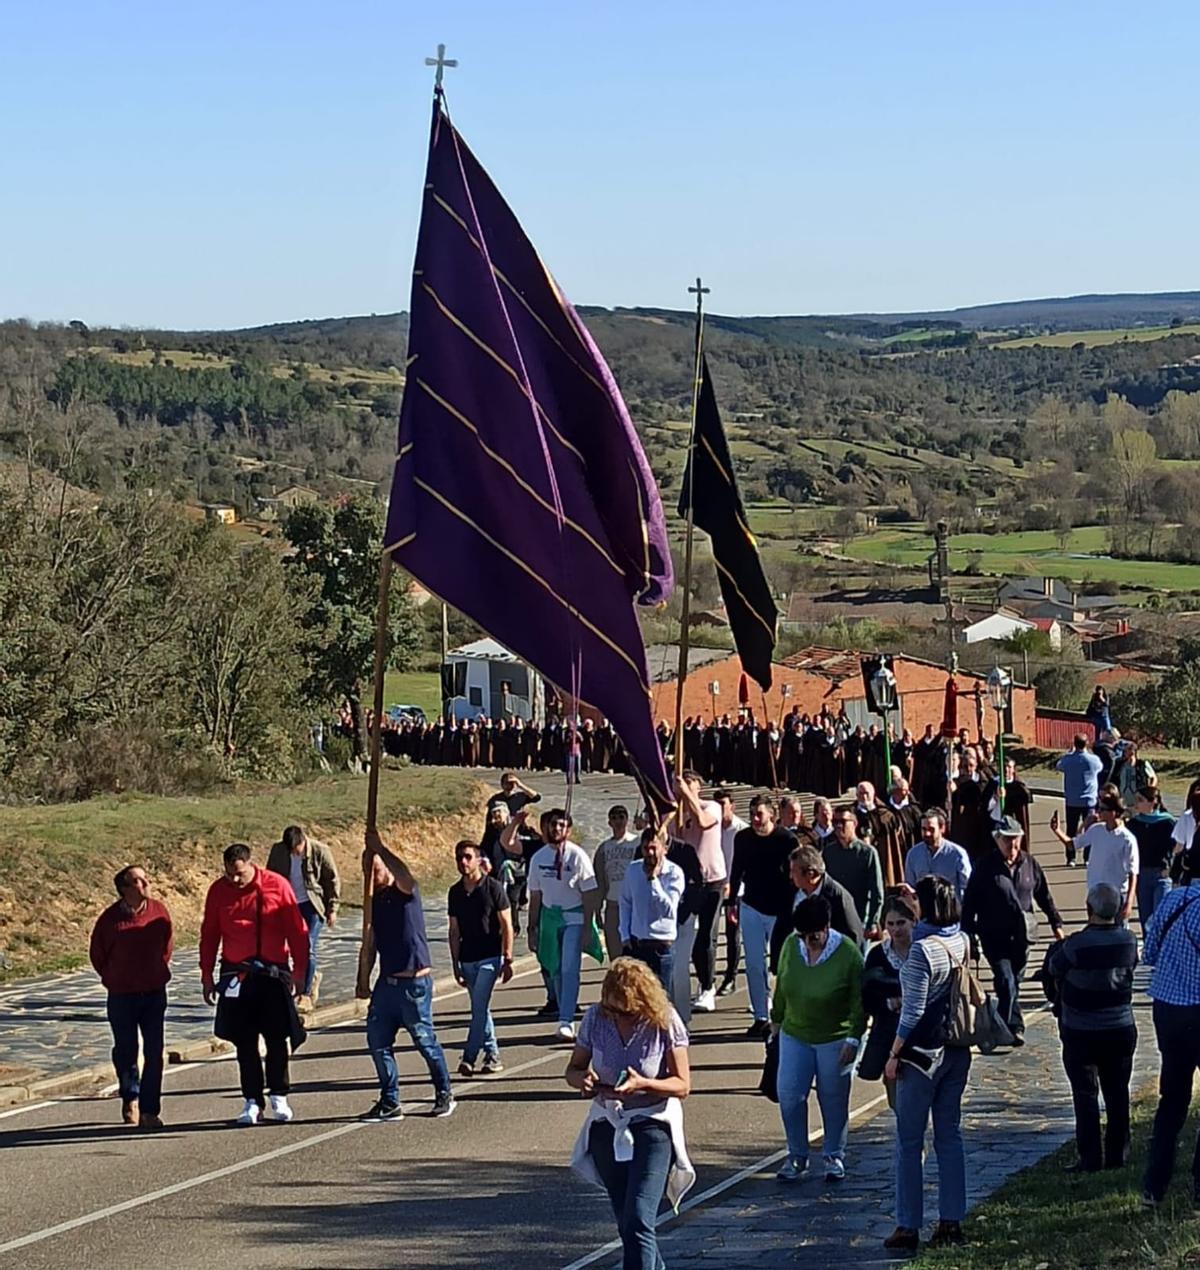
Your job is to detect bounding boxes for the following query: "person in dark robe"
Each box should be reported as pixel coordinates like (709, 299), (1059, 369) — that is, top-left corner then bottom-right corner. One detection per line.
(865, 724), (888, 794)
(594, 720), (613, 773)
(886, 777), (924, 856)
(524, 721), (542, 771)
(894, 728), (915, 786)
(844, 726), (865, 791)
(950, 748), (996, 861)
(701, 720), (720, 783)
(716, 715), (735, 783)
(579, 719), (596, 774)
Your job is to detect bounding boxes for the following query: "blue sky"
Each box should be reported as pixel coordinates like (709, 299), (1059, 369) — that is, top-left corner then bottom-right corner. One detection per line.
(2, 0), (1197, 328)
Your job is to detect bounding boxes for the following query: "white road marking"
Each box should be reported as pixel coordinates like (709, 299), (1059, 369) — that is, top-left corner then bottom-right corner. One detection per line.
(559, 1089), (892, 1270)
(0, 1101), (56, 1122)
(0, 1018), (572, 1255)
(0, 962), (549, 1121)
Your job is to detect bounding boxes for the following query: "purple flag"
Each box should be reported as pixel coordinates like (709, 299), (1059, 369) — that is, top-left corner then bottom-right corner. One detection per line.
(386, 101), (675, 812)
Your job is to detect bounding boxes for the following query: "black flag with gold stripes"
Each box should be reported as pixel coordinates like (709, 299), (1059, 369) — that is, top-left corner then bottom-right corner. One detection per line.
(678, 356), (778, 690)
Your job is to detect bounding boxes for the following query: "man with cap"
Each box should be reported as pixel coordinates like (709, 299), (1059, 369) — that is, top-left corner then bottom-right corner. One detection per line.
(962, 815), (1065, 1045)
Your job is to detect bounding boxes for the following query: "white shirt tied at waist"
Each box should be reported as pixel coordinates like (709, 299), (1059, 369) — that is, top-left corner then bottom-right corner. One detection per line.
(569, 1095), (696, 1211)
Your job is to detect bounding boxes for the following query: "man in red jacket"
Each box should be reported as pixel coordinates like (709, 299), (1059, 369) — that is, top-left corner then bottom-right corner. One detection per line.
(90, 866), (174, 1129)
(200, 843), (309, 1126)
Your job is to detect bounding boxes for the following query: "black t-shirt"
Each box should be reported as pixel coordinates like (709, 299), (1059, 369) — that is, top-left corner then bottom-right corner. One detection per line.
(729, 827), (796, 918)
(486, 790), (541, 817)
(448, 876), (510, 962)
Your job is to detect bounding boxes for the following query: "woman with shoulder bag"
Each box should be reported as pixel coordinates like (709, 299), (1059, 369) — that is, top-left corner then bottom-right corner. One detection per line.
(860, 892), (919, 1106)
(882, 875), (972, 1254)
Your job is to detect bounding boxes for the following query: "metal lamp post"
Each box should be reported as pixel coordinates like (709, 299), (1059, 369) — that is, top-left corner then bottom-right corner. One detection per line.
(863, 656), (899, 783)
(987, 665), (1013, 799)
(708, 680), (720, 721)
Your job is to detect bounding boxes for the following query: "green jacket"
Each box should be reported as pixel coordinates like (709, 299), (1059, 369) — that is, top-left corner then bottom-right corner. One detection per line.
(536, 905), (605, 976)
(266, 837), (340, 922)
(770, 931), (865, 1045)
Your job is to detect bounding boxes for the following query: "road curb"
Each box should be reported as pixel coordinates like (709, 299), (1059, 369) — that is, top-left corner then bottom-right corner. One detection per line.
(0, 953), (542, 1108)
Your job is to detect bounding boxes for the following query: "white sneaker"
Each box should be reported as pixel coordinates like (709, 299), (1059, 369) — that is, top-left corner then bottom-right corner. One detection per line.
(823, 1156), (845, 1181)
(692, 988), (716, 1013)
(556, 1023), (577, 1042)
(235, 1099), (261, 1126)
(267, 1095), (294, 1122)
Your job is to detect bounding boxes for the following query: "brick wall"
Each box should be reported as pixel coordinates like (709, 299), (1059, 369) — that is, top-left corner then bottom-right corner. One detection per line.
(650, 653), (1036, 741)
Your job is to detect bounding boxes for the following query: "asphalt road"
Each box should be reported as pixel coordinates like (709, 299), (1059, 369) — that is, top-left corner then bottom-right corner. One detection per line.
(0, 953), (888, 1270)
(0, 780), (1092, 1269)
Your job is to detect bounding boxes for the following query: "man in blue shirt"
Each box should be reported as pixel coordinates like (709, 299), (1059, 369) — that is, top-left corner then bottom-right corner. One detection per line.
(1056, 734), (1104, 864)
(619, 828), (685, 991)
(1141, 840), (1200, 1206)
(358, 828), (454, 1122)
(903, 809), (972, 902)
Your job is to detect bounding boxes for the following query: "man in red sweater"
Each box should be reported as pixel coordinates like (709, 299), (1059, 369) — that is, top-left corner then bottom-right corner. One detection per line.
(200, 843), (309, 1126)
(89, 866), (174, 1129)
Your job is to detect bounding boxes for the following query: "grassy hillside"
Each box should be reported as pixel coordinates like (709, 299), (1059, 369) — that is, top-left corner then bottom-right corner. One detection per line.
(0, 767), (480, 980)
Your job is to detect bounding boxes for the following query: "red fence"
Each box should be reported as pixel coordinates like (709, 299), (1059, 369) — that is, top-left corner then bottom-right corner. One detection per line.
(1035, 708), (1094, 751)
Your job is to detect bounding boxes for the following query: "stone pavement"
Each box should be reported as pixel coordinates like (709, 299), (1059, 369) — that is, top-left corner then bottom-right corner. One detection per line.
(644, 976), (1159, 1267)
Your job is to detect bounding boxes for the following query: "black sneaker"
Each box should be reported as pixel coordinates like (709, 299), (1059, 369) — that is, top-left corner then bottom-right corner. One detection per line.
(716, 979), (737, 997)
(928, 1220), (964, 1248)
(1010, 1031), (1025, 1048)
(745, 1020), (771, 1040)
(432, 1093), (457, 1118)
(360, 1099), (403, 1123)
(537, 1001), (558, 1018)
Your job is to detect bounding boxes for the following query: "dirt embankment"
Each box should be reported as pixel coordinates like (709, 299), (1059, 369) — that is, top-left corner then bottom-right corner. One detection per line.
(0, 787), (489, 980)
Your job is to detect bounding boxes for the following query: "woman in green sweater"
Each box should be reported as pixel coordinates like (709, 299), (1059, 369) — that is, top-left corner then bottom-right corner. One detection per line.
(770, 895), (865, 1182)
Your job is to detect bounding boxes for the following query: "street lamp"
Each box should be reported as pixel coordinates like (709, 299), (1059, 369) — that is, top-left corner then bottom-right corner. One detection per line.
(708, 680), (720, 721)
(861, 655), (898, 782)
(987, 665), (1013, 798)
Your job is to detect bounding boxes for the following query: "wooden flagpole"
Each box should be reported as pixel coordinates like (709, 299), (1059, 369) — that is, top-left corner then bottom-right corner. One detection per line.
(356, 551), (393, 996)
(357, 44), (460, 995)
(672, 276), (709, 778)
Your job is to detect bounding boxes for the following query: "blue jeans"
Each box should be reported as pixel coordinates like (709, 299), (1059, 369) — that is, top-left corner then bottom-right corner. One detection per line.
(460, 957), (502, 1064)
(366, 976), (451, 1104)
(629, 940), (675, 993)
(298, 901), (322, 996)
(1137, 873), (1172, 936)
(740, 904), (776, 1022)
(588, 1117), (673, 1270)
(553, 922), (584, 1027)
(894, 1045), (971, 1229)
(106, 989), (167, 1116)
(777, 1032), (852, 1163)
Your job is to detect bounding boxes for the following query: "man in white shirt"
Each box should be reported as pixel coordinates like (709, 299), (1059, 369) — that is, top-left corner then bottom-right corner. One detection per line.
(518, 808), (599, 1041)
(716, 788), (748, 997)
(592, 805), (641, 961)
(676, 771), (724, 1013)
(618, 828), (684, 990)
(1050, 792), (1139, 924)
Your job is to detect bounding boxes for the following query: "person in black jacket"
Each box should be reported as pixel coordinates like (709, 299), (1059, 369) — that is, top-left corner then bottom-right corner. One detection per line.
(1044, 883), (1139, 1172)
(860, 892), (919, 1106)
(767, 845), (866, 985)
(962, 816), (1064, 1045)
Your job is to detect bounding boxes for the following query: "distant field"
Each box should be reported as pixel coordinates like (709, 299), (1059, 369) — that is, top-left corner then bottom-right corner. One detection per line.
(996, 323), (1200, 349)
(382, 669), (442, 718)
(841, 523), (1200, 591)
(94, 346), (402, 387)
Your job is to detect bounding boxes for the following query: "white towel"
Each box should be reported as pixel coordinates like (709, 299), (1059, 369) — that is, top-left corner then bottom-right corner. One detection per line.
(569, 1096), (696, 1211)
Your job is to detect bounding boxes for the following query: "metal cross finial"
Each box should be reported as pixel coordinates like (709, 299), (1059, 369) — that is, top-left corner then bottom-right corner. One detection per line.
(688, 276), (710, 301)
(425, 43), (458, 91)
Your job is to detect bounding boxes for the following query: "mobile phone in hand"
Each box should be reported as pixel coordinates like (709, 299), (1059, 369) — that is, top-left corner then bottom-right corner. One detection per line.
(614, 1068), (630, 1090)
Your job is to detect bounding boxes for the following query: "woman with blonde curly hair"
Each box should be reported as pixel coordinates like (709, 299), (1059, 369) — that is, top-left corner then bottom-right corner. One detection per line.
(567, 957), (695, 1269)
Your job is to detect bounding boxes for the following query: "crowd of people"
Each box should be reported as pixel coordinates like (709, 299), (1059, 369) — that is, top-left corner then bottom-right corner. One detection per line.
(85, 743), (1200, 1266)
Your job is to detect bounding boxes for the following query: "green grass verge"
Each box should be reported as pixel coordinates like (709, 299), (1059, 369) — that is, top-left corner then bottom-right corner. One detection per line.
(0, 766), (477, 980)
(911, 1088), (1200, 1268)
